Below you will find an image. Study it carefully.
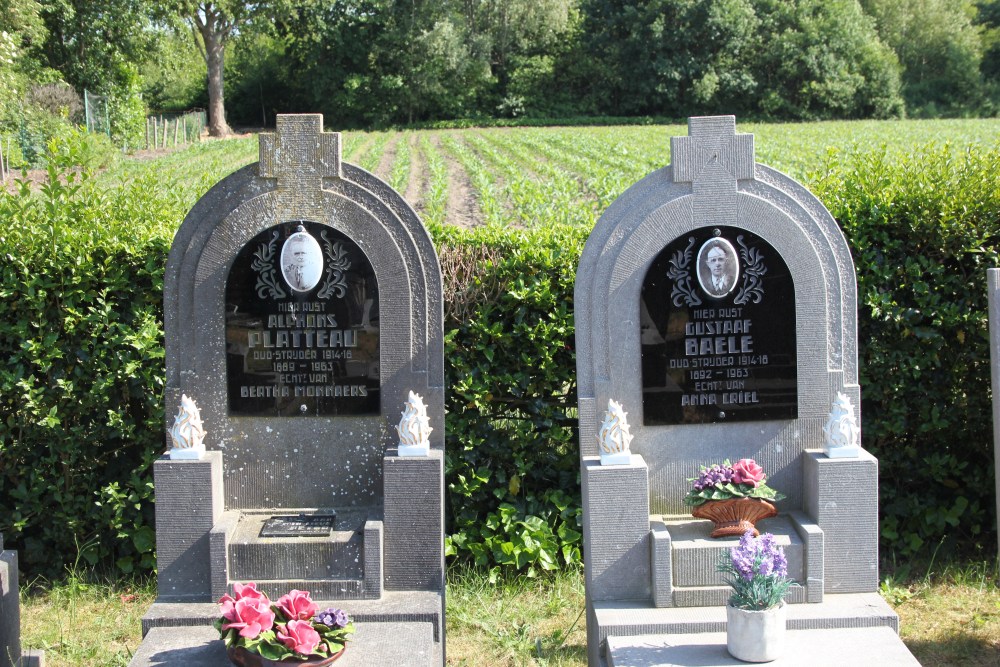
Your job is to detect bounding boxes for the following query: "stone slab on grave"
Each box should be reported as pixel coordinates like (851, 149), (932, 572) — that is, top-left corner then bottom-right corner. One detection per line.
(575, 116), (913, 665)
(606, 626), (919, 667)
(131, 622), (435, 667)
(133, 114), (444, 666)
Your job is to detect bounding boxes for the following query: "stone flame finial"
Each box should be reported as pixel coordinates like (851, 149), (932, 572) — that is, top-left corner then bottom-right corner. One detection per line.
(168, 394), (206, 460)
(823, 392), (861, 458)
(397, 391), (432, 457)
(597, 399), (633, 465)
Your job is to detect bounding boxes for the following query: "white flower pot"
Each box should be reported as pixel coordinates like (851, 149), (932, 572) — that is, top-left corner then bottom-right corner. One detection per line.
(726, 601), (786, 662)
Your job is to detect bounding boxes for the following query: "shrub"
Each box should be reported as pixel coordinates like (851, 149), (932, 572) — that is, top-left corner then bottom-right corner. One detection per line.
(811, 142), (1000, 557)
(436, 224), (587, 575)
(27, 83), (84, 124)
(0, 143), (181, 576)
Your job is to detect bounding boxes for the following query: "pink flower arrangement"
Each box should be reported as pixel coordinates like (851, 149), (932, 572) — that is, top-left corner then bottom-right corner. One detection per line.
(684, 458), (784, 507)
(214, 583), (354, 662)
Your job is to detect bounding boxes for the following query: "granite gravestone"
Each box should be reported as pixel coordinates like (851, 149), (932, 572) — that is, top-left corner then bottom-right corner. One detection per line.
(0, 536), (43, 667)
(132, 114), (445, 666)
(576, 116), (909, 665)
(989, 268), (1000, 559)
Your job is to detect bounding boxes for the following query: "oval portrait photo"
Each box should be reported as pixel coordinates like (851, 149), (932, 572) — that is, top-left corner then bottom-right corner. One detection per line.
(280, 226), (324, 293)
(696, 237), (740, 299)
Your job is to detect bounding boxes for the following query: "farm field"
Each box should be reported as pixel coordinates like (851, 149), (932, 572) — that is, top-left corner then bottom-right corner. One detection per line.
(92, 118), (1000, 238)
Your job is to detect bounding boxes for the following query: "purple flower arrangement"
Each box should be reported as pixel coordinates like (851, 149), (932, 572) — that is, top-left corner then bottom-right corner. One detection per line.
(717, 531), (794, 610)
(214, 582), (354, 661)
(684, 458), (785, 507)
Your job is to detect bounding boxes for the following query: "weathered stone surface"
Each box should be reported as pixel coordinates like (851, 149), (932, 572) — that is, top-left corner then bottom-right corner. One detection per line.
(146, 113), (444, 664)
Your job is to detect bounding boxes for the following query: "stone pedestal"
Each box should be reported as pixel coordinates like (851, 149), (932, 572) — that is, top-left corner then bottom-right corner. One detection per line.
(582, 455), (650, 666)
(582, 455), (651, 602)
(154, 452), (224, 601)
(383, 449), (444, 592)
(0, 535), (20, 667)
(803, 449), (879, 593)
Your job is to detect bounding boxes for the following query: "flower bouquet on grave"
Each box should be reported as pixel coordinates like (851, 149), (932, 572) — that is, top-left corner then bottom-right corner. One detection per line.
(215, 583), (354, 666)
(684, 459), (785, 538)
(718, 531), (794, 662)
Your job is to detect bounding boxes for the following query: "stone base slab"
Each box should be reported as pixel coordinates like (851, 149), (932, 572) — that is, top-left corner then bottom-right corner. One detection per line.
(142, 590), (443, 643)
(128, 621), (437, 667)
(594, 592), (898, 654)
(606, 626), (917, 666)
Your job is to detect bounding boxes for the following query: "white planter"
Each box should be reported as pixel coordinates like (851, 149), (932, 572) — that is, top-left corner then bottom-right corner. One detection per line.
(726, 601), (786, 663)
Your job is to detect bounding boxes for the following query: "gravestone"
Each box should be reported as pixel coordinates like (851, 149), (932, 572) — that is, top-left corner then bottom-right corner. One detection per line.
(576, 116), (914, 665)
(132, 114), (445, 665)
(0, 536), (44, 667)
(988, 268), (1000, 559)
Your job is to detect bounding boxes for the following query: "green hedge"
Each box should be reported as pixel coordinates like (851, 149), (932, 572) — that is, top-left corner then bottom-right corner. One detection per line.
(813, 144), (1000, 558)
(437, 225), (587, 575)
(1, 140), (999, 578)
(0, 163), (179, 576)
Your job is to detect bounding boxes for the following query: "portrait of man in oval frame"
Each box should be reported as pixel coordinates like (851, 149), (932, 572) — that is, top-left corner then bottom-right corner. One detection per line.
(696, 237), (739, 298)
(280, 226), (324, 292)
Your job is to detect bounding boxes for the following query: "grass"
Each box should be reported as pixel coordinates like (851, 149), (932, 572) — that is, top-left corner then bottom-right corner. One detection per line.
(17, 559), (1000, 666)
(19, 573), (155, 667)
(446, 567), (587, 666)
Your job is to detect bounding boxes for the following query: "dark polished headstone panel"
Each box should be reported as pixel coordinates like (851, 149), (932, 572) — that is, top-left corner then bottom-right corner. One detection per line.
(225, 220), (379, 416)
(641, 226), (796, 425)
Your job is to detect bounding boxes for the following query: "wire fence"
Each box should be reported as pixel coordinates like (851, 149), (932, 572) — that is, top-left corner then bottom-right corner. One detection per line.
(145, 110), (206, 150)
(0, 135), (11, 184)
(84, 89), (111, 137)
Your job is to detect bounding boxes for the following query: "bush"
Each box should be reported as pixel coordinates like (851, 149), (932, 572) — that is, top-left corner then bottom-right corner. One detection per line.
(27, 83), (83, 124)
(812, 142), (1000, 557)
(0, 144), (182, 577)
(436, 224), (587, 576)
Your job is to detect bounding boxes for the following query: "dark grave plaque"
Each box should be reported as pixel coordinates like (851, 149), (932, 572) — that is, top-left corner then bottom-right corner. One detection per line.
(225, 220), (379, 416)
(640, 226), (797, 425)
(260, 514), (337, 538)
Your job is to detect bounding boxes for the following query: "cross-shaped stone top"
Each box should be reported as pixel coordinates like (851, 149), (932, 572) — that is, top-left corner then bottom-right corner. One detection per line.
(259, 114), (341, 189)
(671, 116), (754, 192)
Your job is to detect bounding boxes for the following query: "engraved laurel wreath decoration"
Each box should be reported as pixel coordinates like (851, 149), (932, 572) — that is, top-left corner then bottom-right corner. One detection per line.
(667, 237), (703, 307)
(252, 231), (288, 299)
(733, 235), (767, 305)
(316, 231), (351, 300)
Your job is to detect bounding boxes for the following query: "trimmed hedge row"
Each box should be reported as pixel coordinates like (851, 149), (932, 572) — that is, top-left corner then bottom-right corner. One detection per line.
(813, 144), (1000, 558)
(1, 141), (999, 578)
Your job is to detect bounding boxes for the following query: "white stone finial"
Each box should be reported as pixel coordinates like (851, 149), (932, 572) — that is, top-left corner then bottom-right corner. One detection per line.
(597, 399), (633, 465)
(397, 391), (432, 457)
(168, 394), (206, 460)
(823, 392), (861, 458)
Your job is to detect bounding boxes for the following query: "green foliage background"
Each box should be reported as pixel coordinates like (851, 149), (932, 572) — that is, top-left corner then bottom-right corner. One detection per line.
(1, 124), (999, 578)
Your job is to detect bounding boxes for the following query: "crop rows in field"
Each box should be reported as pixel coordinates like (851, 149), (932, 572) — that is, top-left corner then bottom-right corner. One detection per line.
(343, 118), (1000, 232)
(105, 118), (1000, 233)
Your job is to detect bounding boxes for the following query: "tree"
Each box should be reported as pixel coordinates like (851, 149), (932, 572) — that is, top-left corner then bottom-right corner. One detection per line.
(160, 2), (284, 136)
(860, 0), (984, 114)
(0, 0), (48, 125)
(37, 0), (153, 145)
(455, 0), (575, 111)
(975, 0), (1000, 86)
(568, 0), (901, 120)
(750, 0), (904, 120)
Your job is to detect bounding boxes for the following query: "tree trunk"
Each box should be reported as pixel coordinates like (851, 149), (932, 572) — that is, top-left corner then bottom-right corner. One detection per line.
(198, 7), (232, 138)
